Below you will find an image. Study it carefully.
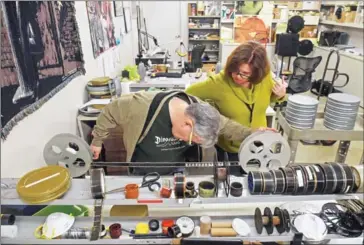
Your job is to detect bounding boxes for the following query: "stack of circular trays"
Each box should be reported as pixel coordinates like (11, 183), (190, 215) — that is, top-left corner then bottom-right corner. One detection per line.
(285, 94), (319, 129)
(324, 93), (360, 130)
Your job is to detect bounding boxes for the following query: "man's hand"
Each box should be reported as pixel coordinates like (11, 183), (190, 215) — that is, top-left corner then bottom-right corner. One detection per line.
(254, 127), (277, 133)
(90, 145), (102, 159)
(272, 76), (288, 99)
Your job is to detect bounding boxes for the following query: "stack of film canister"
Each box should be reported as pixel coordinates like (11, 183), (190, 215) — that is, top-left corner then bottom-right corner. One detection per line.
(248, 162), (363, 195)
(324, 93), (360, 130)
(285, 94), (319, 129)
(87, 77), (114, 100)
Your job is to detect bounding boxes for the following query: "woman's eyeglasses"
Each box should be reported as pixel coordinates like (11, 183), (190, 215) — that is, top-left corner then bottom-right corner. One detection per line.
(237, 72), (251, 80)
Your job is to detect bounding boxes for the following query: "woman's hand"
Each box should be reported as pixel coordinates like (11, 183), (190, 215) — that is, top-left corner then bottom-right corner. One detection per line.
(90, 145), (102, 159)
(272, 76), (288, 99)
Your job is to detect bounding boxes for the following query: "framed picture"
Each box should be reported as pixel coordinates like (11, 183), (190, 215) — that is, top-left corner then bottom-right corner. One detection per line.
(114, 1), (124, 17)
(123, 7), (132, 33)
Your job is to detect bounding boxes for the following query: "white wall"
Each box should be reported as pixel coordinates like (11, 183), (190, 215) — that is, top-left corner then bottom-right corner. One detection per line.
(1, 2), (135, 178)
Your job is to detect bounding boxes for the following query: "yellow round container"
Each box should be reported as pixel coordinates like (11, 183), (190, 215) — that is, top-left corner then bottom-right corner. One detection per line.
(135, 223), (149, 234)
(89, 77), (111, 86)
(17, 166), (71, 204)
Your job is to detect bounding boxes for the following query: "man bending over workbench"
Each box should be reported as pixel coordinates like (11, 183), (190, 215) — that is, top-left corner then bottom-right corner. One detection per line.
(90, 90), (274, 174)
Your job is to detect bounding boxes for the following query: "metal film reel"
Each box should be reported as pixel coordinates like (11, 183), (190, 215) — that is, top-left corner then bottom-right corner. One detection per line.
(269, 169), (286, 194)
(43, 134), (93, 178)
(239, 131), (291, 172)
(318, 163), (337, 194)
(280, 167), (296, 195)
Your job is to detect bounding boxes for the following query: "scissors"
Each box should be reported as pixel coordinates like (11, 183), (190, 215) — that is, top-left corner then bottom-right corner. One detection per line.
(105, 172), (161, 195)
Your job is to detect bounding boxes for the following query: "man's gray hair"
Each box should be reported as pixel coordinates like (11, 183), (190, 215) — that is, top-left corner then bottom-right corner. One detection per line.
(185, 102), (220, 148)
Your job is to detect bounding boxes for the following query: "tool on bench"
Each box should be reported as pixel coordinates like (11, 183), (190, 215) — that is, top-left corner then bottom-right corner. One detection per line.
(105, 172), (161, 195)
(254, 207), (290, 235)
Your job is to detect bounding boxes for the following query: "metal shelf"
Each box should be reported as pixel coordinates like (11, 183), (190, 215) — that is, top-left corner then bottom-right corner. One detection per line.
(1, 215), (353, 244)
(188, 16), (221, 18)
(2, 176), (360, 206)
(319, 20), (364, 29)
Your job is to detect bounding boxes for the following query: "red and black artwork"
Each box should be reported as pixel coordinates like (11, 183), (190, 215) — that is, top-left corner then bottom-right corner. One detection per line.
(0, 1), (85, 139)
(86, 1), (116, 58)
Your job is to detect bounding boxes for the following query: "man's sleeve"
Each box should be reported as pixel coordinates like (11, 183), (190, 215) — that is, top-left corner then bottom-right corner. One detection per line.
(218, 114), (253, 142)
(91, 99), (124, 147)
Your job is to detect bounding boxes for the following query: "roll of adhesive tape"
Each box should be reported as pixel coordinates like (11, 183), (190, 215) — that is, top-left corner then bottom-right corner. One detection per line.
(1, 225), (18, 238)
(198, 181), (216, 198)
(200, 216), (211, 235)
(1, 214), (16, 225)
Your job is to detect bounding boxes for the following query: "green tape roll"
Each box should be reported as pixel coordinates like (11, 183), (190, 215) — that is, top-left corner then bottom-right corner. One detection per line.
(198, 181), (216, 198)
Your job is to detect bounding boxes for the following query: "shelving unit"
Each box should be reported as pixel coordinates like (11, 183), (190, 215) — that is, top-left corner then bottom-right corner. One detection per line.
(1, 174), (362, 244)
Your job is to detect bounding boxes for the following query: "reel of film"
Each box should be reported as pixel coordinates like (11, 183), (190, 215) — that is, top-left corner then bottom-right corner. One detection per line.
(269, 169), (286, 194)
(238, 131), (291, 172)
(43, 134), (93, 178)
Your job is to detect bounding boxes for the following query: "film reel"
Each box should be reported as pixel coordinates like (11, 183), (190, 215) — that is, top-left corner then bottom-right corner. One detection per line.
(269, 169), (286, 194)
(329, 162), (347, 194)
(43, 134), (93, 178)
(338, 163), (355, 194)
(318, 163), (337, 194)
(351, 165), (363, 193)
(254, 207), (289, 235)
(261, 171), (274, 195)
(311, 164), (326, 194)
(248, 171), (262, 194)
(301, 165), (316, 194)
(290, 166), (307, 195)
(280, 167), (296, 194)
(239, 131), (291, 172)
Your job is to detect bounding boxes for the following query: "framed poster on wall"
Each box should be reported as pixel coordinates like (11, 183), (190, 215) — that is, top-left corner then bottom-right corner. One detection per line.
(114, 1), (123, 17)
(123, 6), (132, 33)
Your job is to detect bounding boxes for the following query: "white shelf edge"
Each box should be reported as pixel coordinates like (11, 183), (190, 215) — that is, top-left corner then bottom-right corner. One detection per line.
(319, 20), (364, 29)
(1, 177), (360, 206)
(1, 216), (358, 244)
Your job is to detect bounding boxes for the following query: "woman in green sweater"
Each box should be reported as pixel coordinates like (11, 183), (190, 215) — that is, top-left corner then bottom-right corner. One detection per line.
(186, 41), (287, 161)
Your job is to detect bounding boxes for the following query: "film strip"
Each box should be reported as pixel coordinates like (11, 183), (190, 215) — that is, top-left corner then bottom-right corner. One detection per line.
(269, 169), (286, 194)
(90, 168), (105, 241)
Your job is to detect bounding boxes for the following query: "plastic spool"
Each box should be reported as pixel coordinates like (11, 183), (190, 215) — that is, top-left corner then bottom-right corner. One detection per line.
(239, 131), (291, 172)
(254, 207), (288, 235)
(269, 169), (286, 194)
(176, 216), (195, 237)
(43, 134), (93, 178)
(324, 93), (360, 131)
(285, 94), (318, 129)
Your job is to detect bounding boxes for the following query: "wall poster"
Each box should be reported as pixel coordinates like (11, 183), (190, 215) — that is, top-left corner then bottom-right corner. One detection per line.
(0, 1), (85, 139)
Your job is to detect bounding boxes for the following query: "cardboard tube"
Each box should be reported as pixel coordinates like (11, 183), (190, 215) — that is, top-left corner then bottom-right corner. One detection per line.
(199, 216), (211, 235)
(262, 216), (269, 225)
(210, 228), (237, 237)
(272, 216), (280, 226)
(211, 221), (232, 228)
